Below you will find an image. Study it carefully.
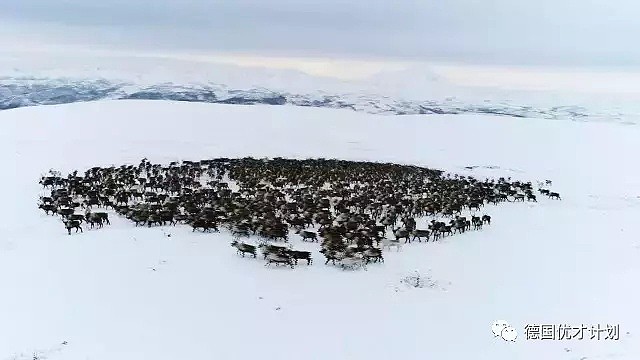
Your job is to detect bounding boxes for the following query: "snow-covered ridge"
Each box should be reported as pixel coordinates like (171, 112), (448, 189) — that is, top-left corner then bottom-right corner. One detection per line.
(1, 76), (635, 123)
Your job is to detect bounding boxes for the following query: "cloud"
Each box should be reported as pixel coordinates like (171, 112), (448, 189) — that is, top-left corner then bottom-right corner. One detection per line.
(2, 0), (640, 67)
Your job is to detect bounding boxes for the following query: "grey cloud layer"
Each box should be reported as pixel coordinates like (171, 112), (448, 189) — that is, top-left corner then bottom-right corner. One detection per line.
(3, 0), (640, 66)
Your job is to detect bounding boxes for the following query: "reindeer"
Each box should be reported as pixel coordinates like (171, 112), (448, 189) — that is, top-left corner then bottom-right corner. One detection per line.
(265, 252), (294, 268)
(259, 243), (289, 260)
(411, 229), (431, 242)
(191, 219), (218, 232)
(362, 247), (384, 263)
(231, 240), (257, 258)
(339, 255), (367, 270)
(439, 226), (453, 237)
(85, 210), (109, 228)
(63, 220), (83, 235)
(393, 227), (411, 243)
(381, 238), (402, 251)
(39, 196), (54, 204)
(299, 230), (318, 242)
(472, 217), (483, 230)
(320, 248), (345, 265)
(38, 204), (57, 215)
(68, 214), (85, 223)
(57, 208), (74, 218)
(286, 250), (313, 265)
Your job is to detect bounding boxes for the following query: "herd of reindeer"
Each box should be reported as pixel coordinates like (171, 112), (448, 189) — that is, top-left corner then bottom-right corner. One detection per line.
(37, 157), (561, 270)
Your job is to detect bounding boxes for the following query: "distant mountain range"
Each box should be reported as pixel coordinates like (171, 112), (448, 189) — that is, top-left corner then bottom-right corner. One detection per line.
(0, 76), (635, 124)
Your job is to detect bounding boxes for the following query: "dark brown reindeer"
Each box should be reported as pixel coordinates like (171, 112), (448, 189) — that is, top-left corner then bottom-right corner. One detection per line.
(410, 229), (430, 242)
(286, 249), (313, 265)
(300, 230), (318, 242)
(548, 192), (561, 200)
(393, 227), (411, 243)
(64, 220), (83, 235)
(38, 204), (57, 215)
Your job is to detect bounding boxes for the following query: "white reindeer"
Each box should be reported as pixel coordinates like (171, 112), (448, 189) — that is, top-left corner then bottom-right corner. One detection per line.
(381, 238), (402, 252)
(340, 255), (367, 271)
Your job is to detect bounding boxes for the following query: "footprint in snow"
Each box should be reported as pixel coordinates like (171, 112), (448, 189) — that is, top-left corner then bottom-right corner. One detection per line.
(148, 260), (168, 271)
(0, 241), (16, 252)
(6, 342), (67, 360)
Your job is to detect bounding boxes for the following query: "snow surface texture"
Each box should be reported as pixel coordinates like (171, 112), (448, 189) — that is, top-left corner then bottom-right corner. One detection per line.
(1, 101), (640, 360)
(1, 76), (639, 124)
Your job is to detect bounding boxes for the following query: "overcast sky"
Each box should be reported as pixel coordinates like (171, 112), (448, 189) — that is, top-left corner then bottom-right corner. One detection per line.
(2, 0), (640, 67)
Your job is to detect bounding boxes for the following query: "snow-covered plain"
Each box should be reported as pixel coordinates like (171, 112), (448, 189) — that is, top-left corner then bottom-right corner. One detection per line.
(1, 100), (639, 360)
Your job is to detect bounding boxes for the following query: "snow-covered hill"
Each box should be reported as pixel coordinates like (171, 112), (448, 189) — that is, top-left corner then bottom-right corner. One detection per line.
(2, 49), (639, 124)
(2, 76), (637, 124)
(1, 100), (639, 360)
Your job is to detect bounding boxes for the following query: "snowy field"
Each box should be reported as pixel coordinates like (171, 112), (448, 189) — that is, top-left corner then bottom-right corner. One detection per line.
(1, 100), (639, 360)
